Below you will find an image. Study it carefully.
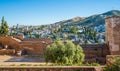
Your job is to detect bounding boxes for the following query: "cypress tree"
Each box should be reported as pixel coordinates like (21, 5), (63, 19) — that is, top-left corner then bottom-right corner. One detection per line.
(0, 16), (9, 35)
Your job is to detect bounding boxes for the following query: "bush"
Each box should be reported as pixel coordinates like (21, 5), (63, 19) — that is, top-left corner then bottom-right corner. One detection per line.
(44, 40), (85, 65)
(104, 57), (120, 71)
(83, 62), (100, 66)
(19, 64), (26, 66)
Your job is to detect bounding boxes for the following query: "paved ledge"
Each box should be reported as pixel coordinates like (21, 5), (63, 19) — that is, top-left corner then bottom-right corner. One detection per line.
(0, 66), (105, 71)
(0, 66), (105, 68)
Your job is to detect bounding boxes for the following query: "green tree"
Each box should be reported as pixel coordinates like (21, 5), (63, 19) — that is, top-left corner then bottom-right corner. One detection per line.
(44, 40), (85, 65)
(70, 27), (78, 34)
(82, 26), (98, 44)
(0, 16), (9, 35)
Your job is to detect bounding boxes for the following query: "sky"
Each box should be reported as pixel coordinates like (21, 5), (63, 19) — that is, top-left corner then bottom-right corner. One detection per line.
(0, 0), (120, 26)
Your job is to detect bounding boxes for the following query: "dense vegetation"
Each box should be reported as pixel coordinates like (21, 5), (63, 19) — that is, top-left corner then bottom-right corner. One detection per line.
(0, 16), (9, 35)
(104, 57), (120, 71)
(44, 40), (85, 65)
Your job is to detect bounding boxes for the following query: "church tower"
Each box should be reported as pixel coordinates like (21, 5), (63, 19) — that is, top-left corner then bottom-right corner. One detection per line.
(105, 16), (120, 55)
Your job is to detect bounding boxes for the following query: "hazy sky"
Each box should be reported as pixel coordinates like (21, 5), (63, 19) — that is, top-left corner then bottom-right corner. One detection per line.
(0, 0), (120, 26)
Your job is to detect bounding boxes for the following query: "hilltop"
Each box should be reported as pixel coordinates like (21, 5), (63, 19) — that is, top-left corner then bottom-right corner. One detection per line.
(52, 10), (120, 27)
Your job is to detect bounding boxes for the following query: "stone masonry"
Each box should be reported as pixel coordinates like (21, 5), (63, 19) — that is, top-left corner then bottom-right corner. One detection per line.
(105, 16), (120, 55)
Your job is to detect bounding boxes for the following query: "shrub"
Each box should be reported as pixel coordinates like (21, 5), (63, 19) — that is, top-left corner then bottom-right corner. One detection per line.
(104, 57), (120, 71)
(10, 64), (16, 66)
(44, 40), (85, 65)
(19, 64), (26, 66)
(83, 62), (100, 66)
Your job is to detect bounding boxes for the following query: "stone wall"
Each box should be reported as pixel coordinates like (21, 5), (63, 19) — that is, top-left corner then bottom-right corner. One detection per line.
(105, 16), (120, 55)
(13, 35), (24, 40)
(0, 49), (15, 55)
(0, 66), (104, 71)
(19, 42), (50, 55)
(0, 36), (52, 55)
(0, 36), (110, 64)
(0, 36), (21, 50)
(81, 44), (110, 64)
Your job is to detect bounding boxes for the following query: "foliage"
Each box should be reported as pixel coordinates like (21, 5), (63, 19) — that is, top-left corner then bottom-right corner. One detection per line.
(0, 16), (9, 35)
(50, 34), (57, 40)
(104, 57), (120, 71)
(83, 62), (100, 66)
(70, 27), (78, 34)
(38, 25), (44, 30)
(82, 26), (98, 43)
(44, 40), (85, 65)
(33, 34), (40, 38)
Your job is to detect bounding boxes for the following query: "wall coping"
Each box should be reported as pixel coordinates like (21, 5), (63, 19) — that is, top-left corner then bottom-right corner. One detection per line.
(0, 66), (105, 68)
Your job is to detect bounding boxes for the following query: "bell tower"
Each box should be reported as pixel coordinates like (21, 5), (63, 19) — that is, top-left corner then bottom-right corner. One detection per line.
(105, 16), (120, 55)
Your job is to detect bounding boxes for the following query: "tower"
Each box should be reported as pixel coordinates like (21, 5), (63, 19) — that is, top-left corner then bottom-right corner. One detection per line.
(105, 16), (120, 55)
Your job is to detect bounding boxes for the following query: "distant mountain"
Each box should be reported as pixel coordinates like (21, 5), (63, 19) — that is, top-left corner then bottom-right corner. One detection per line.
(79, 10), (120, 27)
(52, 10), (120, 27)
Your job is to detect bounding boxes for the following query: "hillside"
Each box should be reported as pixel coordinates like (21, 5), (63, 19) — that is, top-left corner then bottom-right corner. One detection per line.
(80, 10), (120, 27)
(53, 10), (120, 27)
(9, 10), (120, 44)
